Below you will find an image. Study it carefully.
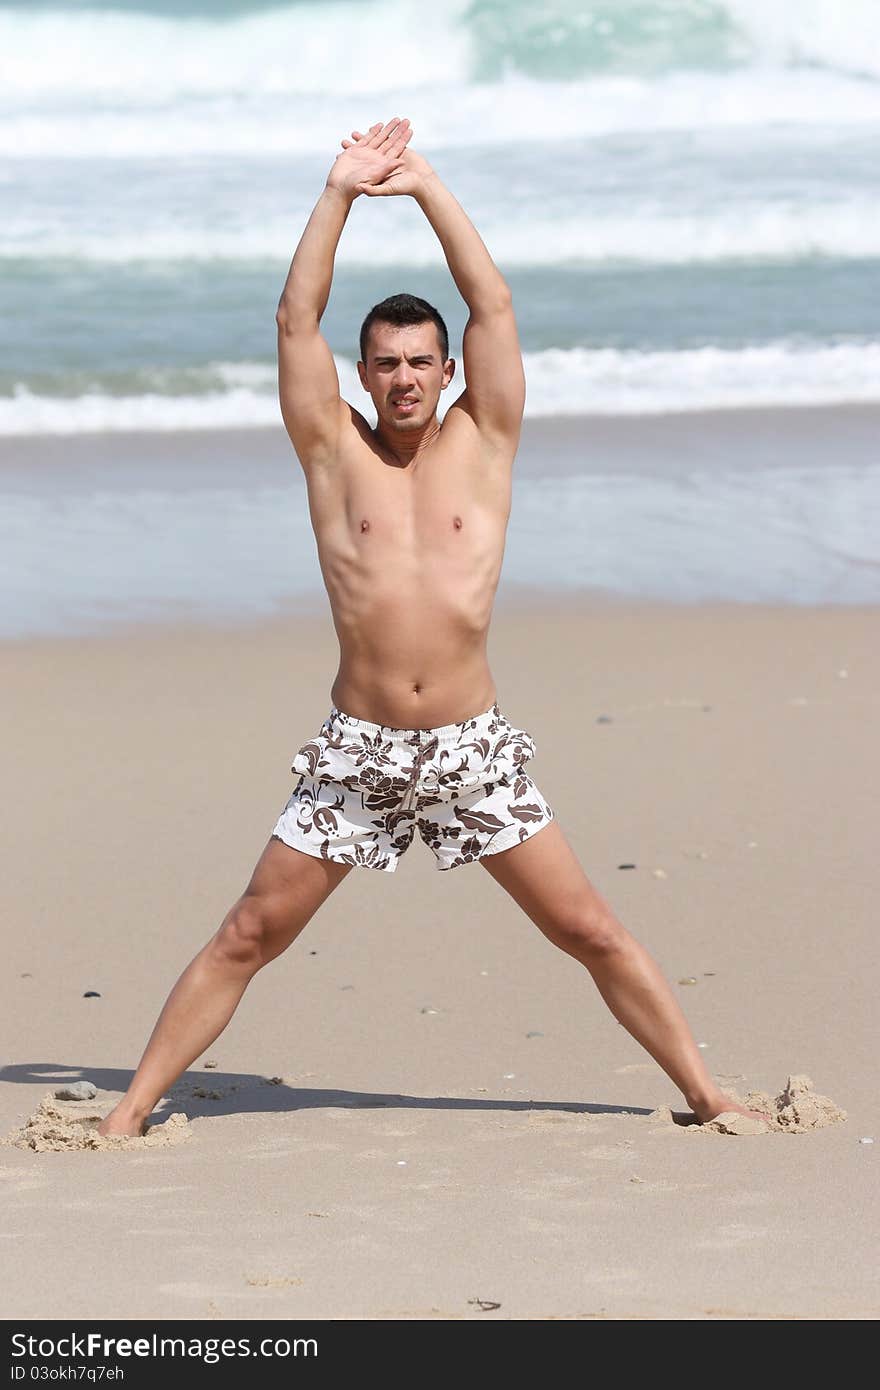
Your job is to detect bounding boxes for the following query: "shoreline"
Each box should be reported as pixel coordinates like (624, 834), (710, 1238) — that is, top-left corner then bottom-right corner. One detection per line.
(3, 399), (880, 480)
(1, 402), (877, 637)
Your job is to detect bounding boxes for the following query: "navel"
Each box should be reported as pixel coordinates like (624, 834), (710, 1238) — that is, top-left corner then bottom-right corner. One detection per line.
(453, 515), (462, 530)
(360, 518), (370, 533)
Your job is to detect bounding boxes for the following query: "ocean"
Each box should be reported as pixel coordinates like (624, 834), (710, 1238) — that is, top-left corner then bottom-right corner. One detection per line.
(2, 0), (879, 633)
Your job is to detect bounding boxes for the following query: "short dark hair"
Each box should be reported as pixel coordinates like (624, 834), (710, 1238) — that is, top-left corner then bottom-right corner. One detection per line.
(359, 293), (449, 365)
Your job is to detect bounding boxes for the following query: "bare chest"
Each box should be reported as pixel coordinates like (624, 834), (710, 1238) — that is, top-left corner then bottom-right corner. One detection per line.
(309, 432), (512, 563)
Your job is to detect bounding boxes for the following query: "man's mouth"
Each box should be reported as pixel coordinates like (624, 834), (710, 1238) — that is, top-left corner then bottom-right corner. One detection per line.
(392, 397), (418, 413)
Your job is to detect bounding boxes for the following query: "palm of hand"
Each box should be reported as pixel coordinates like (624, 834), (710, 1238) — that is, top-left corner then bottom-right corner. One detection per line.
(338, 122), (432, 196)
(329, 118), (411, 195)
(332, 142), (397, 191)
(360, 148), (433, 196)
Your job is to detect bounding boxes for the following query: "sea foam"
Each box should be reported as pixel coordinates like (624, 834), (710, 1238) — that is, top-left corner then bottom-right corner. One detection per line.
(3, 343), (880, 436)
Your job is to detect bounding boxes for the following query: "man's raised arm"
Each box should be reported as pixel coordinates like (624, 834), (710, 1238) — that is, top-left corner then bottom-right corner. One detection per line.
(275, 118), (411, 467)
(350, 138), (525, 444)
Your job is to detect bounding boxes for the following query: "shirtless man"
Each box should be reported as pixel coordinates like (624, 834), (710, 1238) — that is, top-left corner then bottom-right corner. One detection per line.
(99, 118), (768, 1137)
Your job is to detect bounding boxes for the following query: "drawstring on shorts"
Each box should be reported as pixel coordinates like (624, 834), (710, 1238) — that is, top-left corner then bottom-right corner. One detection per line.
(398, 734), (439, 813)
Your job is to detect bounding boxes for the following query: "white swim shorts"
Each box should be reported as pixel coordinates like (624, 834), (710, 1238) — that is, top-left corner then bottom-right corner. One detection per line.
(271, 700), (555, 873)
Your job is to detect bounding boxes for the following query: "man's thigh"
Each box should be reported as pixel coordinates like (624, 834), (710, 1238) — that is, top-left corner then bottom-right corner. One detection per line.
(235, 837), (354, 958)
(479, 818), (615, 940)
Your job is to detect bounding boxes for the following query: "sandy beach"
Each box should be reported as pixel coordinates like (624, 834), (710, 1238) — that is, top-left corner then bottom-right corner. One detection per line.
(1, 599), (877, 1320)
(5, 0), (880, 1331)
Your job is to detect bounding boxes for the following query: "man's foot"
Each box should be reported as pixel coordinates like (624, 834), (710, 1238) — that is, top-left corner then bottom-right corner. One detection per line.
(97, 1103), (149, 1138)
(690, 1091), (775, 1128)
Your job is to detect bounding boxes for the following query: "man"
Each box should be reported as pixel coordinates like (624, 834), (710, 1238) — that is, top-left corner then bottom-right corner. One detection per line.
(99, 118), (768, 1137)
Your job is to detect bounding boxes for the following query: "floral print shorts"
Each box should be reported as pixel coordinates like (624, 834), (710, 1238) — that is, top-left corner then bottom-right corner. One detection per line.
(271, 701), (555, 873)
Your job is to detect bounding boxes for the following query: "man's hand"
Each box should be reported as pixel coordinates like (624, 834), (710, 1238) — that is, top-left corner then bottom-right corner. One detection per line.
(326, 118), (412, 199)
(340, 131), (435, 199)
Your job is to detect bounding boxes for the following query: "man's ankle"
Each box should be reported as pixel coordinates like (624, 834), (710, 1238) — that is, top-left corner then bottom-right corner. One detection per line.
(109, 1096), (152, 1124)
(683, 1084), (725, 1115)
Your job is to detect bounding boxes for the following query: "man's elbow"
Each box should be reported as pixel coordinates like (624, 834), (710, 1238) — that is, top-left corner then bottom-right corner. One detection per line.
(276, 293), (318, 336)
(476, 281), (514, 317)
(275, 295), (292, 333)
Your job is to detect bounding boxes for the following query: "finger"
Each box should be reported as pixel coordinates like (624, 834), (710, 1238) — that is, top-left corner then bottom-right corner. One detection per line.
(366, 120), (392, 147)
(341, 124), (371, 149)
(382, 117), (409, 142)
(390, 121), (412, 153)
(377, 117), (407, 149)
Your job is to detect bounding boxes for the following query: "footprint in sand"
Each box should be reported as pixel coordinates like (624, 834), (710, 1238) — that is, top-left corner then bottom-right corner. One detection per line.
(650, 1075), (846, 1135)
(1, 1095), (192, 1152)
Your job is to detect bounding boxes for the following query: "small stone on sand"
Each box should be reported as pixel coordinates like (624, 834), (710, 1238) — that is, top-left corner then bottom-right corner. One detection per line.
(53, 1081), (97, 1101)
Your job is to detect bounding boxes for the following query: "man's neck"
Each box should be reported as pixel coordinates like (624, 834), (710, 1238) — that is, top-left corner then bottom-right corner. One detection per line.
(372, 414), (442, 468)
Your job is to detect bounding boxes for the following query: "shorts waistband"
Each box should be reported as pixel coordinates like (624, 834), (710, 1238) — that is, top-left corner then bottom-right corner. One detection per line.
(326, 701), (503, 747)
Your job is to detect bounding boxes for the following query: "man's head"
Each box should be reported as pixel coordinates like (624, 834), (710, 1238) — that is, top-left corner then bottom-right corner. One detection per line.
(357, 293), (455, 433)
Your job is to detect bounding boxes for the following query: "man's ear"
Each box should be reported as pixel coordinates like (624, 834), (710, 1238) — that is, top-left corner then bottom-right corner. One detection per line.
(356, 361), (370, 391)
(441, 357), (456, 388)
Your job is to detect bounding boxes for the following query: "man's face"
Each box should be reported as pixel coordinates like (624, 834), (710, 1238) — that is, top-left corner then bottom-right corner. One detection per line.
(357, 321), (454, 432)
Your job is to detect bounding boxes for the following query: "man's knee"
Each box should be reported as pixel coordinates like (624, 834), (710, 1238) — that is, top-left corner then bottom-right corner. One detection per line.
(212, 894), (284, 971)
(545, 903), (626, 960)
